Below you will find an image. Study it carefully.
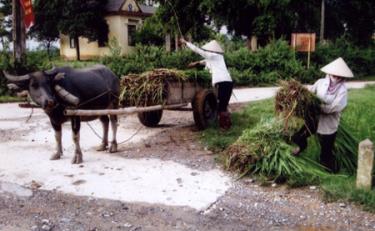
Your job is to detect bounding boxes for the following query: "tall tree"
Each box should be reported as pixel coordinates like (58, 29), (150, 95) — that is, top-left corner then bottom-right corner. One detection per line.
(30, 0), (63, 57)
(202, 0), (258, 38)
(0, 0), (12, 47)
(155, 0), (212, 41)
(203, 0), (322, 45)
(58, 0), (109, 60)
(327, 0), (374, 46)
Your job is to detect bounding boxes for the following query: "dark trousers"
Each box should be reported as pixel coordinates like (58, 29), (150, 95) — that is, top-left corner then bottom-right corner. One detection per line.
(318, 132), (337, 172)
(291, 115), (319, 152)
(292, 117), (337, 172)
(216, 81), (233, 112)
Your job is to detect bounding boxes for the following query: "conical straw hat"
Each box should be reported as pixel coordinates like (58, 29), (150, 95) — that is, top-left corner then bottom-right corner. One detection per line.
(201, 40), (224, 54)
(320, 57), (354, 78)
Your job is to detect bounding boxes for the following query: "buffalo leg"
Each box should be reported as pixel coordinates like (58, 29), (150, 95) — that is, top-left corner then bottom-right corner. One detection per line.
(50, 122), (63, 160)
(97, 115), (109, 151)
(109, 115), (118, 153)
(71, 117), (83, 164)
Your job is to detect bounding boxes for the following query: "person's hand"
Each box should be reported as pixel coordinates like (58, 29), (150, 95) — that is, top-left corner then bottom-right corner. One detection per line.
(187, 61), (198, 68)
(187, 61), (201, 68)
(179, 37), (187, 44)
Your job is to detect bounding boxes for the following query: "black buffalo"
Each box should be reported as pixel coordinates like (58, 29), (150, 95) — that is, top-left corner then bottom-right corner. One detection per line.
(4, 65), (120, 164)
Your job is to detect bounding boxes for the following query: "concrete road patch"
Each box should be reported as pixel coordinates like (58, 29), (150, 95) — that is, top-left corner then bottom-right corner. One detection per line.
(0, 103), (232, 210)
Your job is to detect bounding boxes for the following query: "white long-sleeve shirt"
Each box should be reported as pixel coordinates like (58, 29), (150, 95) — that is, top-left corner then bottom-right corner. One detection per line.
(185, 42), (232, 86)
(310, 76), (348, 134)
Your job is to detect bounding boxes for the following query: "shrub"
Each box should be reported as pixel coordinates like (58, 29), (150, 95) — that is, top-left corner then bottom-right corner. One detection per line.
(312, 38), (375, 78)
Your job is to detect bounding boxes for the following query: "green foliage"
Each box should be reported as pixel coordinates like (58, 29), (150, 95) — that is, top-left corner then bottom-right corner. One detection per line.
(225, 40), (308, 85)
(0, 43), (11, 95)
(101, 44), (199, 77)
(226, 117), (328, 182)
(312, 38), (375, 78)
(155, 0), (212, 41)
(58, 0), (109, 60)
(0, 0), (12, 41)
(134, 15), (165, 46)
(30, 0), (62, 55)
(326, 1), (375, 46)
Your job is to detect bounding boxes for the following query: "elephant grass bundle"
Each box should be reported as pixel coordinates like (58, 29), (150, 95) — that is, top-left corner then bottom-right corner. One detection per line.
(120, 68), (188, 107)
(275, 79), (321, 127)
(333, 122), (358, 174)
(226, 118), (326, 181)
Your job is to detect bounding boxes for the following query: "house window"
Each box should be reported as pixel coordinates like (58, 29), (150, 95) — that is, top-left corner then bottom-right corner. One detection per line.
(128, 24), (136, 46)
(69, 37), (76, 48)
(98, 33), (108, 47)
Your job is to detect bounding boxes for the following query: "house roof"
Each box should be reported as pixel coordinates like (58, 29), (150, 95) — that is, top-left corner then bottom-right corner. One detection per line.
(139, 4), (156, 14)
(105, 0), (156, 14)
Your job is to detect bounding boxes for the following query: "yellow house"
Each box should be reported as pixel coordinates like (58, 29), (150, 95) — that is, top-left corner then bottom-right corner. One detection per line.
(60, 0), (155, 60)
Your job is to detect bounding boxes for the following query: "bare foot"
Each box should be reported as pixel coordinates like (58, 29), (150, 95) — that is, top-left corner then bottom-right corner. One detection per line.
(292, 147), (301, 156)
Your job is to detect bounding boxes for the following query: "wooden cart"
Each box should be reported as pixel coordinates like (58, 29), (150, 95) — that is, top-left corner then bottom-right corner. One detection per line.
(64, 80), (218, 130)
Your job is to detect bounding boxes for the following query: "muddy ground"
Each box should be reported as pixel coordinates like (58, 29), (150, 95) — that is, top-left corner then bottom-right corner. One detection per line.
(0, 103), (374, 231)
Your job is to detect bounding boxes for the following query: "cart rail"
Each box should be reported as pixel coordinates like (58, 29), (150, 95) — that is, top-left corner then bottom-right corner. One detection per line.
(64, 103), (188, 116)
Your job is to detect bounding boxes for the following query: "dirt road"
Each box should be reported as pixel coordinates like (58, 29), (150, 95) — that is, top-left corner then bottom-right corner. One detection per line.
(0, 102), (374, 231)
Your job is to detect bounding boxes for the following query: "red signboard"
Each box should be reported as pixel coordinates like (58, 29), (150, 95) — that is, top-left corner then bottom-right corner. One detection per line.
(291, 33), (316, 52)
(19, 0), (35, 29)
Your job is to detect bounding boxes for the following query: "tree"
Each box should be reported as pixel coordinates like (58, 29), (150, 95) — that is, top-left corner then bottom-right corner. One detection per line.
(134, 15), (165, 46)
(58, 0), (109, 60)
(30, 0), (63, 57)
(326, 0), (375, 46)
(0, 0), (12, 49)
(202, 0), (323, 46)
(155, 0), (212, 41)
(202, 0), (258, 38)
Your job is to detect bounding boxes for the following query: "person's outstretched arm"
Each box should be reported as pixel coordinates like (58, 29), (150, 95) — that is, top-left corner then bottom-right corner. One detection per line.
(180, 38), (212, 59)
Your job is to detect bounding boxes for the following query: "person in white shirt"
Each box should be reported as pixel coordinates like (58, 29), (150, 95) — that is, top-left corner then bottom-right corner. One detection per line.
(292, 57), (354, 172)
(180, 38), (233, 130)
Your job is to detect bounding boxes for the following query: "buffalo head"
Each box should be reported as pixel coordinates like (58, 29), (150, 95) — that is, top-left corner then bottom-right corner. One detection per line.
(3, 70), (57, 111)
(3, 70), (79, 111)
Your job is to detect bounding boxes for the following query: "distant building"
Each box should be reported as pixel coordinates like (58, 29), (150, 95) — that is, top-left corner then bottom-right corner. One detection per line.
(60, 0), (156, 60)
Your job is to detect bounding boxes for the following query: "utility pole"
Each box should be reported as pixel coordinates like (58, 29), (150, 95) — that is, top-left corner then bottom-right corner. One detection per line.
(319, 0), (325, 43)
(12, 0), (26, 67)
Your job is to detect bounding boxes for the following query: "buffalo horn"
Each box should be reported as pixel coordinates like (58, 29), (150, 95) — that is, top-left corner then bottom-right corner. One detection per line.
(55, 85), (80, 106)
(2, 71), (30, 82)
(54, 72), (65, 81)
(7, 83), (20, 90)
(16, 90), (29, 98)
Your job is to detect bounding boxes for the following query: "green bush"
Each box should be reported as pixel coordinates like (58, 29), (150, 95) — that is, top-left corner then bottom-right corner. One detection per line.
(101, 44), (199, 77)
(0, 52), (11, 95)
(312, 38), (375, 78)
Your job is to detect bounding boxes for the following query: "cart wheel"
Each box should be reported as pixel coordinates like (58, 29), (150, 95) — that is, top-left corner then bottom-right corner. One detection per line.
(138, 110), (163, 127)
(192, 89), (217, 130)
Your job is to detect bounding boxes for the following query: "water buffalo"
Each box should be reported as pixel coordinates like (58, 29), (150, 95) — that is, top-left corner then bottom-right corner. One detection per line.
(3, 65), (120, 164)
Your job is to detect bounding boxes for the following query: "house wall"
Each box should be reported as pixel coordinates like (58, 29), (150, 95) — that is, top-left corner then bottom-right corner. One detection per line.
(60, 14), (143, 60)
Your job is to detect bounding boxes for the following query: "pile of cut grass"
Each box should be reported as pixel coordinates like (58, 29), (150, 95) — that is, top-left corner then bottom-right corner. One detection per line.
(119, 68), (187, 107)
(226, 117), (327, 182)
(275, 79), (321, 128)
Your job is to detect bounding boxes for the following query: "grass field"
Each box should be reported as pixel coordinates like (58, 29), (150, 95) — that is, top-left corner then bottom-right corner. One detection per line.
(201, 84), (375, 212)
(0, 95), (23, 103)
